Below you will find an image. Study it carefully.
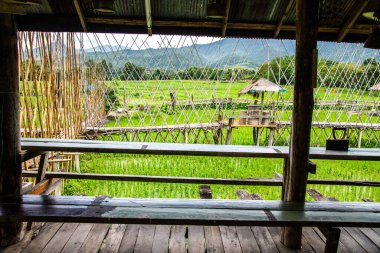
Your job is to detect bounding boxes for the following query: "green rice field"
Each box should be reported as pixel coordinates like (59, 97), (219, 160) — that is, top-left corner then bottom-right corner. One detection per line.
(63, 80), (380, 201)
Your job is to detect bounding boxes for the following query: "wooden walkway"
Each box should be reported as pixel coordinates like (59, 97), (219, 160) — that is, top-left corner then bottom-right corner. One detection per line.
(2, 223), (380, 253)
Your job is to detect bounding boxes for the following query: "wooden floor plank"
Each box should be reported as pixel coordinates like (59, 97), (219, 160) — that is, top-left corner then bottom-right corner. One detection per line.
(302, 227), (325, 253)
(152, 225), (171, 253)
(22, 223), (62, 253)
(61, 223), (94, 253)
(335, 228), (366, 253)
(78, 224), (109, 253)
(219, 226), (242, 253)
(169, 226), (186, 253)
(236, 226), (261, 253)
(41, 223), (79, 253)
(117, 225), (140, 253)
(205, 226), (225, 253)
(359, 228), (380, 248)
(0, 223), (44, 253)
(344, 227), (380, 253)
(266, 226), (314, 253)
(311, 227), (349, 253)
(251, 227), (279, 253)
(100, 224), (127, 253)
(188, 226), (206, 253)
(134, 225), (156, 253)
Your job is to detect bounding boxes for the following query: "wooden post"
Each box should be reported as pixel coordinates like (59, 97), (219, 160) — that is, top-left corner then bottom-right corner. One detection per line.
(268, 128), (275, 146)
(225, 118), (233, 145)
(0, 14), (22, 246)
(282, 0), (319, 249)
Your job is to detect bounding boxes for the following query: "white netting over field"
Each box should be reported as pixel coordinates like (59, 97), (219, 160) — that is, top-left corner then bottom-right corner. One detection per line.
(78, 34), (380, 147)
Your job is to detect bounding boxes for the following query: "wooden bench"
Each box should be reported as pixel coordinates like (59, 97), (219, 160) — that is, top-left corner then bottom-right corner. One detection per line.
(17, 139), (380, 252)
(1, 195), (380, 228)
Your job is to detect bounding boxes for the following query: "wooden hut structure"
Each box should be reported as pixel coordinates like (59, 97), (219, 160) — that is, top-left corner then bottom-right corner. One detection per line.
(1, 0), (380, 251)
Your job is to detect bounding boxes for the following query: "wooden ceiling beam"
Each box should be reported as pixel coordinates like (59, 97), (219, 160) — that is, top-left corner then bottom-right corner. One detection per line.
(73, 0), (87, 32)
(145, 0), (152, 36)
(86, 17), (371, 35)
(274, 0), (294, 38)
(337, 0), (370, 42)
(0, 2), (26, 15)
(221, 0), (231, 37)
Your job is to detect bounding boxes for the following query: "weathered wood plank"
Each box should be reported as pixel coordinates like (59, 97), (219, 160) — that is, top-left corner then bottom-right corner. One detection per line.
(337, 228), (366, 253)
(61, 223), (94, 253)
(117, 225), (140, 253)
(168, 226), (186, 253)
(205, 226), (225, 253)
(188, 226), (206, 253)
(251, 226), (279, 253)
(22, 223), (63, 253)
(22, 171), (283, 186)
(302, 227), (326, 253)
(358, 227), (380, 248)
(266, 226), (313, 253)
(78, 224), (109, 253)
(21, 138), (380, 161)
(0, 223), (43, 253)
(343, 227), (379, 253)
(151, 225), (171, 253)
(219, 226), (242, 253)
(100, 224), (127, 253)
(41, 223), (79, 253)
(235, 226), (261, 253)
(1, 197), (380, 228)
(312, 227), (347, 253)
(134, 225), (155, 253)
(4, 195), (380, 213)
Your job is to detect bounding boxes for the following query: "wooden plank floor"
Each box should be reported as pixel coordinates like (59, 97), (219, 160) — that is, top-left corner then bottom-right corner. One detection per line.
(2, 223), (380, 253)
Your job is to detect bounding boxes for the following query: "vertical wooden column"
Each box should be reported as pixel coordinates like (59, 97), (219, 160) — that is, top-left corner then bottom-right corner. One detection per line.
(282, 0), (319, 249)
(0, 14), (22, 246)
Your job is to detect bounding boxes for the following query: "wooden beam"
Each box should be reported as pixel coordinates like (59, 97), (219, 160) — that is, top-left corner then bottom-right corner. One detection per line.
(72, 0), (87, 32)
(25, 178), (61, 195)
(21, 171), (380, 187)
(0, 2), (26, 15)
(274, 0), (295, 38)
(0, 14), (22, 245)
(86, 17), (372, 35)
(282, 0), (319, 249)
(4, 0), (42, 5)
(221, 0), (231, 37)
(144, 0), (152, 36)
(20, 150), (44, 162)
(35, 153), (48, 183)
(337, 0), (370, 42)
(22, 171), (284, 186)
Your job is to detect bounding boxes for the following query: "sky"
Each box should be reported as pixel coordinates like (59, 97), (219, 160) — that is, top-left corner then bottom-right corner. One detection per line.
(80, 33), (222, 50)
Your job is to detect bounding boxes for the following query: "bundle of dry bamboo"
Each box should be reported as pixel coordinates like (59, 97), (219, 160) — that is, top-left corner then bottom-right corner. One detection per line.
(19, 32), (84, 140)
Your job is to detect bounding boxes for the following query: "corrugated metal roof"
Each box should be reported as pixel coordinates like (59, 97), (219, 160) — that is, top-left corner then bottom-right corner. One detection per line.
(15, 0), (377, 43)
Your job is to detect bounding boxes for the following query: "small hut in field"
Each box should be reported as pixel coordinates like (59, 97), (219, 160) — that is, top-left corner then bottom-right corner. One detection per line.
(238, 78), (285, 107)
(237, 78), (285, 125)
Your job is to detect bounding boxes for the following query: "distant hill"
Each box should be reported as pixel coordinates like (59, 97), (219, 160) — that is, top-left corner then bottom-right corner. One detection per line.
(84, 38), (378, 70)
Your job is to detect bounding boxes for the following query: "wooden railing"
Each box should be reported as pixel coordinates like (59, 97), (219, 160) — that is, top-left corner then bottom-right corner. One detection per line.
(20, 138), (380, 195)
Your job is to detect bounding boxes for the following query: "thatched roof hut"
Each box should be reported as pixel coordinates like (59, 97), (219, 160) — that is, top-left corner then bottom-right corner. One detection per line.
(369, 83), (380, 91)
(238, 78), (286, 96)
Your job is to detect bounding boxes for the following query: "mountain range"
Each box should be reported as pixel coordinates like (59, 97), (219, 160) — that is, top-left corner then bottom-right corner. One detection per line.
(42, 38), (380, 70)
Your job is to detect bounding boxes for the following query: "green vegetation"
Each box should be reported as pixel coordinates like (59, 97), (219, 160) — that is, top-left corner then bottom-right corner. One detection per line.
(65, 153), (380, 202)
(62, 56), (380, 201)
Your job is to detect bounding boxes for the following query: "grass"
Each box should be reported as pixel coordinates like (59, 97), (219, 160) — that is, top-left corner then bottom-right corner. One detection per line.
(64, 153), (380, 202)
(63, 80), (380, 201)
